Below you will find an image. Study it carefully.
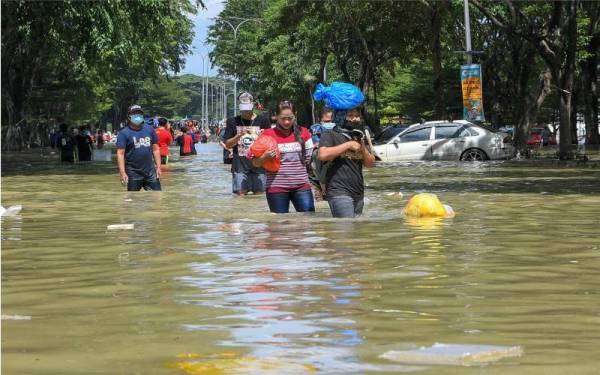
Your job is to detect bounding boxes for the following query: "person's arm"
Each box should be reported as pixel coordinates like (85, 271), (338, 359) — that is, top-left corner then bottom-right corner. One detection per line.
(152, 144), (162, 178)
(361, 140), (376, 168)
(318, 141), (361, 161)
(223, 120), (243, 149)
(225, 132), (242, 149)
(251, 150), (277, 168)
(117, 149), (128, 184)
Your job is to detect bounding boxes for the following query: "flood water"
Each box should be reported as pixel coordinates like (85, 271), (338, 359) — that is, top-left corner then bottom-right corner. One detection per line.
(2, 143), (600, 374)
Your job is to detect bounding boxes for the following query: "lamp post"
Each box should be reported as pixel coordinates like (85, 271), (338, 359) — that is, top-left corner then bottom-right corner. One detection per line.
(463, 0), (473, 64)
(221, 17), (261, 117)
(199, 54), (210, 127)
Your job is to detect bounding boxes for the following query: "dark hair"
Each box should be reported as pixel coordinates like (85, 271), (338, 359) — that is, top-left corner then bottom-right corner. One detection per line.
(320, 107), (333, 118)
(158, 117), (168, 126)
(277, 100), (306, 166)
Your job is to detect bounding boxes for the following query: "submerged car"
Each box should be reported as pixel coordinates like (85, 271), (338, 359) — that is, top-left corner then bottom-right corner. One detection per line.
(373, 120), (513, 161)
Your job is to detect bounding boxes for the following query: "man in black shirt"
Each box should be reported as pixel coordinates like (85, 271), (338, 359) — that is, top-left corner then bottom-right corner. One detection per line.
(317, 107), (375, 217)
(223, 92), (271, 195)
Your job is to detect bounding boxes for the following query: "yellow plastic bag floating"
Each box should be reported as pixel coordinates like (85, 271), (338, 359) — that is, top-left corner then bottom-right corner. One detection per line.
(169, 352), (318, 374)
(403, 193), (455, 219)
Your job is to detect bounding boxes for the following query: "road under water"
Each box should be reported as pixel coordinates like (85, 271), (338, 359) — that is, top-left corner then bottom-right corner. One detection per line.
(2, 143), (600, 374)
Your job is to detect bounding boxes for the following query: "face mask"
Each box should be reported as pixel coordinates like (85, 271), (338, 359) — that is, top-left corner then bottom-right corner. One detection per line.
(130, 114), (144, 126)
(342, 119), (364, 131)
(321, 122), (336, 130)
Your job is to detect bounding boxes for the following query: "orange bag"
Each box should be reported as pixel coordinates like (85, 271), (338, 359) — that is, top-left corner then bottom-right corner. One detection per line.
(250, 135), (281, 172)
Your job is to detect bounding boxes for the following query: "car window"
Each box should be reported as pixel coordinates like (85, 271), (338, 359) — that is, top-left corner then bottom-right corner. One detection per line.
(400, 127), (431, 142)
(374, 126), (408, 144)
(458, 127), (479, 137)
(435, 126), (459, 139)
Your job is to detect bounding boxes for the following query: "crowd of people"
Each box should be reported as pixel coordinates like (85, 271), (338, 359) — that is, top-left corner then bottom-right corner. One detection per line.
(51, 124), (107, 163)
(114, 88), (376, 219)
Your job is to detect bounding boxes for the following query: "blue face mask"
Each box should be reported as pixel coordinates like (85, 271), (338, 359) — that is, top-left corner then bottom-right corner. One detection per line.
(130, 114), (144, 126)
(321, 122), (336, 130)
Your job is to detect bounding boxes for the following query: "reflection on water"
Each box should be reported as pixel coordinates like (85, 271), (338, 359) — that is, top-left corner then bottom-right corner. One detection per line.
(2, 144), (600, 374)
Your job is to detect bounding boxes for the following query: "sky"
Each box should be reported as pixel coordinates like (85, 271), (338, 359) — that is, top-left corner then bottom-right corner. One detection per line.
(179, 0), (225, 77)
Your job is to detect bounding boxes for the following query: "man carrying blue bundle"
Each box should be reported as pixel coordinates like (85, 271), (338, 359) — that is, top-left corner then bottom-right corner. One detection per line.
(314, 83), (376, 218)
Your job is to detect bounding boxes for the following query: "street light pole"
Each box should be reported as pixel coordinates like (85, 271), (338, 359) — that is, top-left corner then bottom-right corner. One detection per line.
(463, 0), (473, 64)
(221, 17), (261, 117)
(205, 61), (209, 127)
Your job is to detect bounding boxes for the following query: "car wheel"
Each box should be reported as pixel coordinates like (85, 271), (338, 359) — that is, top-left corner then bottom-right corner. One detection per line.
(460, 148), (488, 161)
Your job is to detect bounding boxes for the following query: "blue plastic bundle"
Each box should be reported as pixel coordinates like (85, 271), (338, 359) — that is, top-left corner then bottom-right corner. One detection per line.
(313, 82), (365, 110)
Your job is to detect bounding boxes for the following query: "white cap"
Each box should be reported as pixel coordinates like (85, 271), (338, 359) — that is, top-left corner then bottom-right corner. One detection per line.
(238, 92), (254, 111)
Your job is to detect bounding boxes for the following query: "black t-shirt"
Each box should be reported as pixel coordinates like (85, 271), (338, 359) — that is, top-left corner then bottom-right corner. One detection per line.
(319, 131), (364, 198)
(223, 114), (271, 173)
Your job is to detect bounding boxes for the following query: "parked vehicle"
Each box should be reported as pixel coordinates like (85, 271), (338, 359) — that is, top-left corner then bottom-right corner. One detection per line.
(373, 120), (513, 161)
(373, 125), (410, 145)
(528, 127), (557, 146)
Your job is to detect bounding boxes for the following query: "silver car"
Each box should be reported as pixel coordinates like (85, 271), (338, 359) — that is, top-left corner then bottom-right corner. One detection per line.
(373, 120), (513, 161)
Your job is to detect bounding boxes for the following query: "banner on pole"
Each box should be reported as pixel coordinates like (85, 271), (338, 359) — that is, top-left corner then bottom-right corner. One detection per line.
(461, 64), (485, 122)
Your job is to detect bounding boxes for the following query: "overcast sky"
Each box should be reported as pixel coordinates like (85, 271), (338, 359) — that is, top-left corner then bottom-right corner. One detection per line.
(179, 0), (225, 76)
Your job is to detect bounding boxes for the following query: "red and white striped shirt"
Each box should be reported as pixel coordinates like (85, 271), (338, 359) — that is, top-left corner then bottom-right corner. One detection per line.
(259, 127), (313, 193)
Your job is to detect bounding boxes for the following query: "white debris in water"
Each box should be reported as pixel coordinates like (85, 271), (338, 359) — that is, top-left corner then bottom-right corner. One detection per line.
(107, 224), (134, 230)
(0, 205), (22, 217)
(1, 314), (32, 320)
(386, 192), (404, 198)
(381, 343), (523, 366)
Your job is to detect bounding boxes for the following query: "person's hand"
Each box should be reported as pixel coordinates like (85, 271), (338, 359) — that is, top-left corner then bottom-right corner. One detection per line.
(261, 150), (277, 161)
(346, 140), (362, 152)
(120, 171), (129, 185)
(156, 167), (162, 179)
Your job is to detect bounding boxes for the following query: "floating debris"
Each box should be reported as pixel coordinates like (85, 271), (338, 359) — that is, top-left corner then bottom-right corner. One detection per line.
(381, 343), (523, 366)
(107, 224), (134, 230)
(0, 205), (22, 217)
(168, 352), (318, 374)
(1, 314), (32, 321)
(403, 193), (455, 218)
(386, 192), (404, 198)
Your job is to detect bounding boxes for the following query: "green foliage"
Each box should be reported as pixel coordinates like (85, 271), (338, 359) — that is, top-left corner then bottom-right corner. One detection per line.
(1, 0), (198, 149)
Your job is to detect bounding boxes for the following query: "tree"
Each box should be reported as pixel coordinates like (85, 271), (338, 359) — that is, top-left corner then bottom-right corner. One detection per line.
(1, 0), (197, 150)
(471, 0), (582, 159)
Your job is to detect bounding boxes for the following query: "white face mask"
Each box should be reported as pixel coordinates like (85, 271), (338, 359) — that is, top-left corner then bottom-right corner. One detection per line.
(321, 122), (336, 130)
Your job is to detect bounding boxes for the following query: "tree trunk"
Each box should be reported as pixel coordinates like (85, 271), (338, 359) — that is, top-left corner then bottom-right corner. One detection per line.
(583, 35), (599, 145)
(318, 49), (328, 83)
(431, 1), (446, 119)
(570, 83), (578, 144)
(557, 1), (578, 159)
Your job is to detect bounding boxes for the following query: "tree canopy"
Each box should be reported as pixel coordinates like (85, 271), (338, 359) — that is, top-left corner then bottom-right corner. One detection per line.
(208, 0), (599, 157)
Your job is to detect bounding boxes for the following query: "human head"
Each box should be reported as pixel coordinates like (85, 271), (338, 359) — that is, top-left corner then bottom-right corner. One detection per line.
(127, 104), (145, 127)
(181, 126), (188, 133)
(158, 117), (168, 128)
(340, 107), (363, 131)
(276, 100), (296, 131)
(238, 92), (254, 119)
(320, 107), (333, 123)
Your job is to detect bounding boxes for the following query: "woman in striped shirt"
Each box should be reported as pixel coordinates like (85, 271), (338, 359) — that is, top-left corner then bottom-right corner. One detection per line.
(251, 100), (315, 213)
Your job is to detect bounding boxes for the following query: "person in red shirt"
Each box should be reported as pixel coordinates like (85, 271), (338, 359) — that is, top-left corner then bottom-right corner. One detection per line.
(251, 100), (314, 213)
(155, 117), (173, 164)
(177, 126), (195, 156)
